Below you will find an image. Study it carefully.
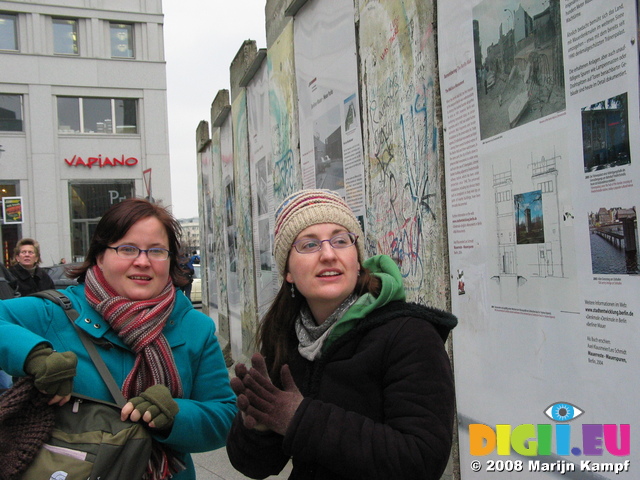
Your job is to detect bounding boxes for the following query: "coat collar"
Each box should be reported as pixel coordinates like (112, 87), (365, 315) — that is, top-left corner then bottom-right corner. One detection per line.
(66, 284), (189, 350)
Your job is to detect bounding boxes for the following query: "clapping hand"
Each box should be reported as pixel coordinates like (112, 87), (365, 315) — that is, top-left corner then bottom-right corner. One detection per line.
(230, 353), (303, 435)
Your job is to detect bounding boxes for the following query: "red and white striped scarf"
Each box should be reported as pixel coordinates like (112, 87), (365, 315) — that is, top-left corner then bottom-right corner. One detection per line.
(84, 265), (183, 399)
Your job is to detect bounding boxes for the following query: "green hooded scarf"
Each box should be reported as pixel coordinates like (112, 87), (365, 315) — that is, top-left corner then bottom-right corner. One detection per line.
(323, 254), (406, 351)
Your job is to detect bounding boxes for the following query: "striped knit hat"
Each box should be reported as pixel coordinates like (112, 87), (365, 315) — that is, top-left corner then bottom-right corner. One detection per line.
(274, 189), (365, 275)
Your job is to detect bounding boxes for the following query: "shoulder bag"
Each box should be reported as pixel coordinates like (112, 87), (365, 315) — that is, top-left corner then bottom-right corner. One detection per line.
(18, 290), (153, 480)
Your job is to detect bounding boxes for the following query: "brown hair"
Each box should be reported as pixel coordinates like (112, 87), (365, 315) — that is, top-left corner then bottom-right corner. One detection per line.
(68, 198), (184, 284)
(12, 238), (42, 266)
(257, 266), (381, 382)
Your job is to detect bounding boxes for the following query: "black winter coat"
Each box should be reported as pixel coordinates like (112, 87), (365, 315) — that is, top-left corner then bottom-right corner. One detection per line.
(8, 264), (55, 296)
(226, 301), (457, 480)
(0, 265), (17, 300)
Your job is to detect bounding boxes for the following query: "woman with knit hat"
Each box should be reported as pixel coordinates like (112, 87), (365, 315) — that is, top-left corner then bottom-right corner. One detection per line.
(226, 189), (457, 480)
(0, 198), (236, 480)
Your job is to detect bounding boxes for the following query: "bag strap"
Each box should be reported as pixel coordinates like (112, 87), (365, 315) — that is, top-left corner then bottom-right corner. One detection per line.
(31, 289), (128, 407)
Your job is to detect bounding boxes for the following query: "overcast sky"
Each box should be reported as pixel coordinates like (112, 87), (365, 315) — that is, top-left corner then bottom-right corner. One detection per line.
(163, 1), (266, 219)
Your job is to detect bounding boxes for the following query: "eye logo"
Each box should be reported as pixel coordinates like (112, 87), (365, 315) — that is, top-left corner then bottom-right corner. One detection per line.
(544, 402), (584, 422)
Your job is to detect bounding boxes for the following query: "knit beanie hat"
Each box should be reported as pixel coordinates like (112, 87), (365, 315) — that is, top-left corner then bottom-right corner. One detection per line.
(0, 376), (55, 480)
(273, 189), (365, 275)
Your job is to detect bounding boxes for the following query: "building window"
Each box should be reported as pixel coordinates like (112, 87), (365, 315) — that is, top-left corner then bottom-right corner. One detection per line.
(53, 18), (78, 55)
(57, 97), (138, 134)
(110, 22), (134, 58)
(69, 182), (135, 262)
(83, 98), (112, 133)
(0, 13), (18, 51)
(0, 94), (23, 131)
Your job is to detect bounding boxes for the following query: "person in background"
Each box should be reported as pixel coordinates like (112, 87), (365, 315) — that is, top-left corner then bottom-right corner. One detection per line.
(0, 264), (17, 391)
(59, 258), (67, 264)
(0, 263), (17, 300)
(226, 189), (457, 480)
(0, 198), (237, 479)
(8, 238), (55, 296)
(176, 251), (195, 301)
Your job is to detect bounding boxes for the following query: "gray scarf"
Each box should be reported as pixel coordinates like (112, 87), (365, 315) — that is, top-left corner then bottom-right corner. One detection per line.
(295, 294), (359, 361)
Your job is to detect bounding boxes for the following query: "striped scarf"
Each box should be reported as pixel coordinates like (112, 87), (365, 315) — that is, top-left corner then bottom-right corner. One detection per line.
(84, 265), (183, 399)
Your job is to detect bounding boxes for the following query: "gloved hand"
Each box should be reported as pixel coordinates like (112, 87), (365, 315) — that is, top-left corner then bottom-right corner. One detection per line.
(231, 359), (269, 432)
(24, 344), (77, 403)
(121, 384), (179, 430)
(239, 353), (303, 436)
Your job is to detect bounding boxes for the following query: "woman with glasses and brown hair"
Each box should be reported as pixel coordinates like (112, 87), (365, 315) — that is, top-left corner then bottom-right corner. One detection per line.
(0, 198), (236, 479)
(226, 189), (457, 480)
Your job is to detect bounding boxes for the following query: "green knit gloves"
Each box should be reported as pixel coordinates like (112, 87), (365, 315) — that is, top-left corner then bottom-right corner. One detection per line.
(24, 344), (77, 396)
(129, 384), (179, 430)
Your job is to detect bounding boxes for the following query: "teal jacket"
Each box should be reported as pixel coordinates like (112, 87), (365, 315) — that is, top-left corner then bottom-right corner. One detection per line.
(0, 284), (237, 480)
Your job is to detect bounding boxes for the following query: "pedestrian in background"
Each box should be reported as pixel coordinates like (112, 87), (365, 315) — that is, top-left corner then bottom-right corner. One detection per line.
(0, 263), (17, 300)
(0, 264), (17, 391)
(0, 198), (236, 479)
(176, 251), (195, 301)
(9, 238), (55, 296)
(226, 189), (457, 480)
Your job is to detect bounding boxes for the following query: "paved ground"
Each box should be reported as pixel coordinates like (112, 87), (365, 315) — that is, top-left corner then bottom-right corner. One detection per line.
(192, 447), (453, 480)
(193, 447), (292, 479)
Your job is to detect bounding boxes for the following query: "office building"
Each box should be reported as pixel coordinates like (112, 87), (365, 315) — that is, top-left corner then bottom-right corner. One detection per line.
(0, 0), (171, 265)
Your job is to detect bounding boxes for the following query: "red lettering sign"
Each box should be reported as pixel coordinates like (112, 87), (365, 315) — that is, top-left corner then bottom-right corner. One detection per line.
(64, 154), (139, 168)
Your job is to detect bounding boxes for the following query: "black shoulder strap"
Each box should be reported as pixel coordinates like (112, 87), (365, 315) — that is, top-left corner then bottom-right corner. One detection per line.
(31, 289), (127, 407)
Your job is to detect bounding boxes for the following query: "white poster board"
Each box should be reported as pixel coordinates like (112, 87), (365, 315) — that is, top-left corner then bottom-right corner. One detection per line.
(247, 56), (278, 317)
(294, 0), (366, 215)
(438, 0), (638, 477)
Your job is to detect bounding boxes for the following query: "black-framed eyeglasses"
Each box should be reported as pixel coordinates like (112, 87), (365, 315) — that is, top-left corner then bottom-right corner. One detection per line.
(106, 245), (172, 261)
(292, 232), (358, 254)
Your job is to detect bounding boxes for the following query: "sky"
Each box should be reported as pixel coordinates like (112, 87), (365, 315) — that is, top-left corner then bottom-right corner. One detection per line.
(163, 1), (267, 219)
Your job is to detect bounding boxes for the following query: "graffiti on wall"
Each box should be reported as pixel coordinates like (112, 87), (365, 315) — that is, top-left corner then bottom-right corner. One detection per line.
(232, 91), (259, 357)
(268, 23), (302, 204)
(360, 0), (447, 304)
(209, 127), (230, 340)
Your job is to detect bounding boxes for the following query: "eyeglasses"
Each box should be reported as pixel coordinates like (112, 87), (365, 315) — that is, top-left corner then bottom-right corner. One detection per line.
(106, 245), (172, 261)
(292, 232), (358, 254)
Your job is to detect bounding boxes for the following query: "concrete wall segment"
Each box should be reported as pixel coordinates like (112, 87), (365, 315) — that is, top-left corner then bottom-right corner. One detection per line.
(357, 0), (449, 307)
(230, 40), (258, 102)
(266, 21), (302, 206)
(207, 113), (230, 343)
(265, 0), (290, 48)
(196, 120), (210, 153)
(211, 89), (231, 127)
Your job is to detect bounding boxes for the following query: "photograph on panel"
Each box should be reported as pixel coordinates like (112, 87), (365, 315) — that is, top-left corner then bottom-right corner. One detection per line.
(314, 104), (345, 190)
(581, 92), (631, 173)
(472, 0), (566, 139)
(589, 205), (639, 275)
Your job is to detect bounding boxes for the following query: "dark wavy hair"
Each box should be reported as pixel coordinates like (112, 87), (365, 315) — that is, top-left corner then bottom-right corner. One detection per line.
(68, 198), (183, 284)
